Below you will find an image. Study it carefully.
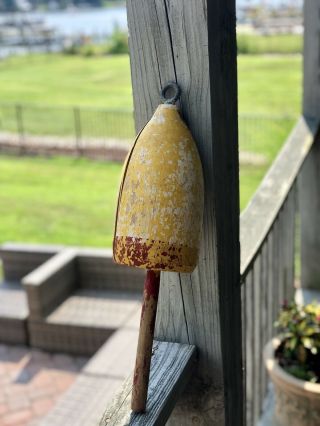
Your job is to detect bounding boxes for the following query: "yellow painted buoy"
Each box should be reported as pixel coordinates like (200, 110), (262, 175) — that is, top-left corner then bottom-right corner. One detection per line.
(113, 82), (204, 413)
(114, 85), (204, 273)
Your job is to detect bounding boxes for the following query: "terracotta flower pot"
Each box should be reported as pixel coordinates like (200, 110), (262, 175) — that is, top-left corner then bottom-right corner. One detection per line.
(264, 338), (320, 426)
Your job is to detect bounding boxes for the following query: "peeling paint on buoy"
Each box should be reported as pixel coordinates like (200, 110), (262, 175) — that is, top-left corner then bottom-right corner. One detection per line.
(113, 103), (204, 273)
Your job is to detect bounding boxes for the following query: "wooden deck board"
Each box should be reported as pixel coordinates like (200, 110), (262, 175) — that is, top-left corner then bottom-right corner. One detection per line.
(100, 341), (196, 426)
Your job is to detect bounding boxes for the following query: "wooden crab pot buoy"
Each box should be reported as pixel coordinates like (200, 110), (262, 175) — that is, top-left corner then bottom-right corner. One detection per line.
(113, 82), (204, 413)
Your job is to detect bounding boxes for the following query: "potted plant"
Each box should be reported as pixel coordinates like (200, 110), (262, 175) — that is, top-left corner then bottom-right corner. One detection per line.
(264, 301), (320, 426)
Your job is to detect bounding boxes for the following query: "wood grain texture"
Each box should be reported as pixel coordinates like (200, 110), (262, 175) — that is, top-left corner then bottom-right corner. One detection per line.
(241, 277), (247, 426)
(260, 241), (268, 409)
(272, 217), (280, 324)
(244, 270), (254, 426)
(278, 207), (286, 309)
(282, 186), (297, 302)
(99, 341), (196, 426)
(252, 255), (261, 425)
(300, 0), (320, 290)
(299, 137), (320, 290)
(266, 231), (274, 348)
(126, 1), (242, 425)
(240, 116), (318, 278)
(303, 0), (320, 119)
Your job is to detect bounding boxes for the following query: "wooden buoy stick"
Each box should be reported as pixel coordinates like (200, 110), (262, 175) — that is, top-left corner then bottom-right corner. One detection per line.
(131, 270), (161, 413)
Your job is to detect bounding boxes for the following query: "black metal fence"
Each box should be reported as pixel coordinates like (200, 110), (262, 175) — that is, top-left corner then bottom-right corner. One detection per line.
(239, 113), (296, 165)
(0, 103), (296, 164)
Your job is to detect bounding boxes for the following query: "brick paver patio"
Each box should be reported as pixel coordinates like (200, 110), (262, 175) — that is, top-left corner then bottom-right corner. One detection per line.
(0, 344), (88, 426)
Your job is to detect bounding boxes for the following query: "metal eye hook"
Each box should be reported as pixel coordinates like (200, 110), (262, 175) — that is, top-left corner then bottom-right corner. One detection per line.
(160, 82), (181, 105)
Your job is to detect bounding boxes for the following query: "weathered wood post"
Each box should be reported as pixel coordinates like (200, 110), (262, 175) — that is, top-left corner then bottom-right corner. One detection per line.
(118, 1), (243, 424)
(300, 0), (320, 290)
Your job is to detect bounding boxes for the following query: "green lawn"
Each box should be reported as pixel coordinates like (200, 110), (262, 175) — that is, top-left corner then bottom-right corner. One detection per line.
(238, 55), (301, 116)
(0, 54), (301, 141)
(0, 155), (121, 247)
(237, 33), (302, 55)
(238, 54), (301, 209)
(0, 53), (302, 114)
(240, 164), (269, 211)
(0, 54), (132, 108)
(0, 53), (302, 246)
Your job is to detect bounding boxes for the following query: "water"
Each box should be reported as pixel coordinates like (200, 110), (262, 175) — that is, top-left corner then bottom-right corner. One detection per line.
(238, 0), (302, 6)
(0, 1), (302, 57)
(30, 7), (127, 37)
(0, 7), (128, 57)
(0, 0), (302, 39)
(0, 7), (127, 38)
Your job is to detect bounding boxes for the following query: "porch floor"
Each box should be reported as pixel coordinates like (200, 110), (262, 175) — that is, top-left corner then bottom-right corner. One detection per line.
(258, 384), (276, 426)
(0, 343), (88, 426)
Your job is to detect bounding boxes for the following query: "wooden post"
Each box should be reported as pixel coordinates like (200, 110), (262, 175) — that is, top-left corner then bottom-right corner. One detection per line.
(126, 1), (242, 425)
(300, 0), (320, 290)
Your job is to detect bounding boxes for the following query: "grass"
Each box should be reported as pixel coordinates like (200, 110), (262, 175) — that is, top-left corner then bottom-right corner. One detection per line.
(0, 53), (302, 114)
(237, 33), (302, 55)
(0, 54), (301, 140)
(0, 54), (132, 108)
(0, 153), (274, 245)
(240, 165), (269, 211)
(239, 115), (296, 161)
(238, 55), (301, 116)
(0, 155), (122, 247)
(0, 53), (302, 246)
(239, 115), (297, 210)
(0, 105), (135, 139)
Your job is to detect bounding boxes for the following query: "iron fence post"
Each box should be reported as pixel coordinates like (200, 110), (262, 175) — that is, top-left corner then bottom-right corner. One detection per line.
(73, 107), (82, 156)
(15, 104), (24, 152)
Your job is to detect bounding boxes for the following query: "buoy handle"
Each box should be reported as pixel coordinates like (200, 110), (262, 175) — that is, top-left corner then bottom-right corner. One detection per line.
(131, 270), (161, 413)
(160, 82), (181, 105)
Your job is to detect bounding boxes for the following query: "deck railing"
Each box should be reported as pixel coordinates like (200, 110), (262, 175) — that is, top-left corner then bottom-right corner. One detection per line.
(240, 116), (319, 425)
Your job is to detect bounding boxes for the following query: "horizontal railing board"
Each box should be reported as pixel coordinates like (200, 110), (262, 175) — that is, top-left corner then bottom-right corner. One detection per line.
(100, 341), (196, 426)
(240, 116), (319, 278)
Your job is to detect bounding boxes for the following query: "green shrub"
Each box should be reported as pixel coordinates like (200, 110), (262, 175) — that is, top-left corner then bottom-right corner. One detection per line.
(275, 301), (320, 383)
(62, 27), (129, 57)
(237, 36), (250, 54)
(62, 44), (80, 55)
(79, 44), (97, 57)
(105, 27), (129, 55)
